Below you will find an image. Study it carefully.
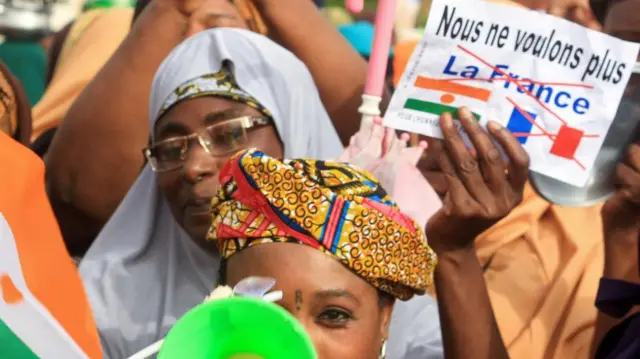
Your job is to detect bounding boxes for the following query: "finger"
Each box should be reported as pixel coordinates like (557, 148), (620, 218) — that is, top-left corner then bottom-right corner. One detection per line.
(457, 108), (507, 193)
(614, 163), (640, 205)
(487, 120), (530, 190)
(571, 6), (587, 25)
(547, 5), (565, 17)
(431, 139), (474, 211)
(439, 111), (492, 202)
(622, 143), (640, 172)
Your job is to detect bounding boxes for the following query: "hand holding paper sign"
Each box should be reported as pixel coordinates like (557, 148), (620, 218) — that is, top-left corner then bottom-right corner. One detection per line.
(425, 107), (529, 253)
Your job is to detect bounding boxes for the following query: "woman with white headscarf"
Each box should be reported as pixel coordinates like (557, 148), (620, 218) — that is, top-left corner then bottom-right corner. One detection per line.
(79, 28), (443, 358)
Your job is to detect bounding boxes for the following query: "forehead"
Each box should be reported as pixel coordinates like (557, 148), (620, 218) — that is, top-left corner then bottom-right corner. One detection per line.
(225, 243), (375, 295)
(604, 0), (640, 42)
(154, 96), (262, 132)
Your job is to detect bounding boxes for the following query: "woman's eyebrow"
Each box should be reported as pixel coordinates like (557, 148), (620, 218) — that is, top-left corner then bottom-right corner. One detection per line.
(204, 108), (249, 124)
(313, 289), (360, 304)
(155, 122), (189, 139)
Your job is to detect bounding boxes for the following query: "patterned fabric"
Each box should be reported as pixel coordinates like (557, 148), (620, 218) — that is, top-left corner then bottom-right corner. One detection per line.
(207, 149), (437, 300)
(159, 62), (271, 119)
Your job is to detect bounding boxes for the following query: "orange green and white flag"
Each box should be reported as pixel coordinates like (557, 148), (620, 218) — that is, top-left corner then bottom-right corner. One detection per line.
(402, 76), (490, 120)
(0, 132), (102, 359)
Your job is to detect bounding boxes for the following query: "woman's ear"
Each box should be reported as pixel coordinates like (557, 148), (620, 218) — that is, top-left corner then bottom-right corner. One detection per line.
(378, 296), (395, 340)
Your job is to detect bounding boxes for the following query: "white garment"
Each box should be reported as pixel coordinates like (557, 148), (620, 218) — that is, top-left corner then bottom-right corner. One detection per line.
(79, 28), (442, 359)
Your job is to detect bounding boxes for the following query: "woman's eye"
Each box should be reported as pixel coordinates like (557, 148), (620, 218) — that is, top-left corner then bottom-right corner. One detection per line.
(317, 308), (353, 327)
(156, 142), (184, 161)
(211, 127), (245, 146)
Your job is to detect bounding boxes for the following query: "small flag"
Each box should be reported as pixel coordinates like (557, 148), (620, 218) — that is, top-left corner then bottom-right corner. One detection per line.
(550, 125), (584, 159)
(0, 133), (102, 359)
(506, 107), (537, 144)
(403, 76), (491, 119)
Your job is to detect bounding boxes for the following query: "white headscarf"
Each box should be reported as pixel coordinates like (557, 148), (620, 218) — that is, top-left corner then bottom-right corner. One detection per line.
(79, 28), (343, 358)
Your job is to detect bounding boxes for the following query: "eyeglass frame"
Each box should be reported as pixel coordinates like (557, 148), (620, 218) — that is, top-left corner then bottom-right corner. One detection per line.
(143, 115), (271, 172)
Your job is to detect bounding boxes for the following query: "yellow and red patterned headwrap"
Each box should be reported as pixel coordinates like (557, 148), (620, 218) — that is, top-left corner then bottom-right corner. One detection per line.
(207, 149), (437, 300)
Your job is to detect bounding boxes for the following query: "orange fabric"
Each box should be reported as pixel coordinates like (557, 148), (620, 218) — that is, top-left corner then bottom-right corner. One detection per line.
(476, 184), (604, 359)
(393, 40), (419, 87)
(31, 8), (133, 142)
(0, 132), (102, 358)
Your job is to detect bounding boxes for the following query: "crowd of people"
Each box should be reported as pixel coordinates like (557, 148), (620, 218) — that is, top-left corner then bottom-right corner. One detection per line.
(0, 0), (639, 358)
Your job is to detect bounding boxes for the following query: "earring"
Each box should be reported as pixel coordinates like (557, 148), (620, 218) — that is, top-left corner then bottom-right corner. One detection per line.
(379, 340), (387, 359)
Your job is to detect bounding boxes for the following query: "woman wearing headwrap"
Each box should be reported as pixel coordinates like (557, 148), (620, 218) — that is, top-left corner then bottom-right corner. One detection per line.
(78, 28), (442, 359)
(0, 61), (32, 145)
(211, 149), (438, 359)
(209, 103), (530, 358)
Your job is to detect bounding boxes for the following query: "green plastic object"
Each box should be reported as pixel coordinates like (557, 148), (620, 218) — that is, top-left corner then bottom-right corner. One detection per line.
(158, 296), (317, 359)
(83, 0), (134, 10)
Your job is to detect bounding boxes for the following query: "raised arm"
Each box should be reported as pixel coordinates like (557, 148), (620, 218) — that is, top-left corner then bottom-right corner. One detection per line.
(44, 0), (247, 254)
(590, 140), (640, 358)
(254, 0), (383, 144)
(426, 108), (530, 359)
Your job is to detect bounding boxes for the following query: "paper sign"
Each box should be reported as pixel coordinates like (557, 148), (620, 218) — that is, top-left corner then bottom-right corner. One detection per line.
(384, 0), (640, 187)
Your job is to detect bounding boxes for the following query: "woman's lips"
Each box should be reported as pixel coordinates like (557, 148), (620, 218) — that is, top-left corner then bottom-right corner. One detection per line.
(184, 200), (212, 221)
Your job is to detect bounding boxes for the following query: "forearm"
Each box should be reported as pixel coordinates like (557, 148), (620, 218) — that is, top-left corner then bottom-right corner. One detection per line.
(256, 0), (370, 144)
(45, 2), (188, 249)
(434, 247), (510, 359)
(590, 226), (639, 358)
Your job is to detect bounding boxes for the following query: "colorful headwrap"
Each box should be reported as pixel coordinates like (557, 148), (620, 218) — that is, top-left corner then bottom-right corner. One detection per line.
(207, 149), (437, 300)
(158, 62), (271, 120)
(0, 69), (17, 137)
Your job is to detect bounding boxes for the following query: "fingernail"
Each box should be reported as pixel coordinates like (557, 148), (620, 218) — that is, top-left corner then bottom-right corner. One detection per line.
(442, 113), (454, 129)
(419, 140), (428, 149)
(400, 132), (411, 141)
(487, 120), (503, 131)
(459, 107), (472, 119)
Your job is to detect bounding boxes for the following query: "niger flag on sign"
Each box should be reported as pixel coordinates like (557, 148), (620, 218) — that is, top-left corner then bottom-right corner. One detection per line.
(0, 132), (102, 358)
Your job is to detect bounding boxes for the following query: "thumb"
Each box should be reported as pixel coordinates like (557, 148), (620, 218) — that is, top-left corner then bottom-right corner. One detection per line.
(547, 5), (566, 17)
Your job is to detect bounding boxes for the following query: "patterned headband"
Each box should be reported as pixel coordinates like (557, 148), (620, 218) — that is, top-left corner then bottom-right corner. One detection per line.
(157, 62), (271, 120)
(207, 149), (437, 300)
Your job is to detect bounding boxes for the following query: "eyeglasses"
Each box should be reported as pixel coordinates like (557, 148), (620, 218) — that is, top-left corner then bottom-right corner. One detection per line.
(144, 115), (271, 172)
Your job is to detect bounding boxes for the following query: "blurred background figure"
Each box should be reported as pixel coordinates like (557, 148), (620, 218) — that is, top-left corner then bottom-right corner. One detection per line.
(30, 6), (133, 154)
(0, 61), (31, 145)
(0, 0), (86, 106)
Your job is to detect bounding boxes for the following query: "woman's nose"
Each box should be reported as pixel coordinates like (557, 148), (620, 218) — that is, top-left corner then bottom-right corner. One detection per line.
(182, 145), (225, 183)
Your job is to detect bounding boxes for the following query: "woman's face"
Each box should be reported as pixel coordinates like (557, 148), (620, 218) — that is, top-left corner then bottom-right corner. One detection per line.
(154, 97), (284, 245)
(226, 243), (394, 359)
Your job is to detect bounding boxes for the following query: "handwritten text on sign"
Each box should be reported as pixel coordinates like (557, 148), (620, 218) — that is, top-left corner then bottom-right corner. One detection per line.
(384, 0), (640, 187)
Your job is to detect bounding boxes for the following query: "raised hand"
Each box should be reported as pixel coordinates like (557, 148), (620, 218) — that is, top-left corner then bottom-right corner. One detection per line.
(426, 108), (530, 253)
(548, 0), (602, 31)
